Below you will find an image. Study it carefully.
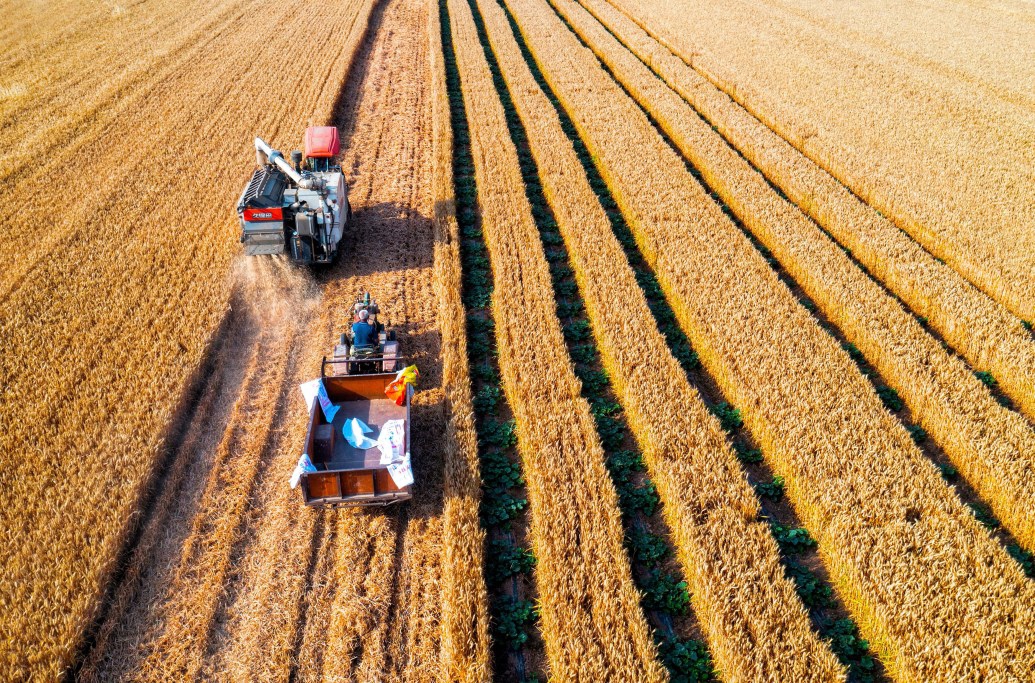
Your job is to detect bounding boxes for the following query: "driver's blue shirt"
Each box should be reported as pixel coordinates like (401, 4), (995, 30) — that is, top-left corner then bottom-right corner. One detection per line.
(352, 321), (377, 348)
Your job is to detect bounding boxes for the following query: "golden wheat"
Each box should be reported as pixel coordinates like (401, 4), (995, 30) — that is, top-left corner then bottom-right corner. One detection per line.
(575, 0), (1035, 426)
(501, 0), (1035, 677)
(550, 0), (1035, 552)
(472, 0), (845, 678)
(603, 0), (1035, 322)
(447, 0), (666, 677)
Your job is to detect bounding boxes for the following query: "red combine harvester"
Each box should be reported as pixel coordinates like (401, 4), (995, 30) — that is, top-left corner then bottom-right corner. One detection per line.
(236, 126), (352, 265)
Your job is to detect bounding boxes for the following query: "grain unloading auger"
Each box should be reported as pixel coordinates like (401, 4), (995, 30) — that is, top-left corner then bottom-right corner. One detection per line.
(237, 126), (352, 265)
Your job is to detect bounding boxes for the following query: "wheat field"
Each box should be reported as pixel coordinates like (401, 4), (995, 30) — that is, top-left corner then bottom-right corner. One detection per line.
(3, 0), (1035, 680)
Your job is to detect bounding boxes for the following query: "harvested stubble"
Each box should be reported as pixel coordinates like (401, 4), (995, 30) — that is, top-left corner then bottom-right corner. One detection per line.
(0, 0), (374, 678)
(551, 0), (1035, 554)
(501, 0), (1035, 677)
(205, 0), (454, 678)
(290, 511), (337, 683)
(446, 0), (665, 677)
(430, 0), (493, 676)
(74, 265), (293, 682)
(472, 0), (844, 679)
(576, 0), (1035, 425)
(604, 0), (1035, 323)
(138, 317), (295, 680)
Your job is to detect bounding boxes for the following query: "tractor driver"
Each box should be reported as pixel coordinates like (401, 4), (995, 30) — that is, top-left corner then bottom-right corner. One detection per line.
(352, 309), (378, 352)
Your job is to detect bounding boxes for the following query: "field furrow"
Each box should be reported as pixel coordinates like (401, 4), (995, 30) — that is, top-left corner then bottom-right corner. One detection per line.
(471, 0), (845, 679)
(547, 0), (1035, 553)
(500, 0), (1035, 677)
(446, 0), (666, 677)
(462, 2), (735, 678)
(428, 0), (493, 676)
(439, 5), (547, 674)
(574, 0), (1035, 424)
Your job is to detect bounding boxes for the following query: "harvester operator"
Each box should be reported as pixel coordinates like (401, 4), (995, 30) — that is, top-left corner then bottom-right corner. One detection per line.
(352, 309), (378, 351)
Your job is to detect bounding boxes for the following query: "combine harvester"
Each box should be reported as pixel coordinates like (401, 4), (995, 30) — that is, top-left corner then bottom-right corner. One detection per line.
(236, 127), (352, 264)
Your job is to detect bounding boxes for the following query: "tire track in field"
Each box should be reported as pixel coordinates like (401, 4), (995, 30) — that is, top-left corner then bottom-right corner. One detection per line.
(74, 257), (318, 682)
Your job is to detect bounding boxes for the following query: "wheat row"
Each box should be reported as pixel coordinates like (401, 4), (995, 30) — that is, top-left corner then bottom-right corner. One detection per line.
(501, 0), (1035, 678)
(576, 0), (1035, 426)
(550, 0), (1035, 553)
(446, 0), (667, 677)
(429, 0), (493, 676)
(771, 0), (1035, 110)
(603, 0), (1035, 323)
(472, 0), (846, 678)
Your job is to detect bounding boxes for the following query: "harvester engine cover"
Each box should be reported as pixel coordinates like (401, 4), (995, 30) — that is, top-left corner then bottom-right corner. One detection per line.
(237, 127), (352, 265)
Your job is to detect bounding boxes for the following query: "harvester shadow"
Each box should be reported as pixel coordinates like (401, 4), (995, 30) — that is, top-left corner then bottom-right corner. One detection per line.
(303, 201), (437, 282)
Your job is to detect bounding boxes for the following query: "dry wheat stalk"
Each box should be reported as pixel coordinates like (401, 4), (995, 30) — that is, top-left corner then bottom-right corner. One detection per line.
(603, 0), (1035, 322)
(502, 0), (1035, 677)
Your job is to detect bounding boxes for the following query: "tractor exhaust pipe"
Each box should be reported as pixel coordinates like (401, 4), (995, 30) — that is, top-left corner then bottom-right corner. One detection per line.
(255, 137), (303, 184)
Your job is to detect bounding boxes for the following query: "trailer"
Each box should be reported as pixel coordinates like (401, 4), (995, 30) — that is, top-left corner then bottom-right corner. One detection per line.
(299, 370), (414, 507)
(295, 295), (414, 508)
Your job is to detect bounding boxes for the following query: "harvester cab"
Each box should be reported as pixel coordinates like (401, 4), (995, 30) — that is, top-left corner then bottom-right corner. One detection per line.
(237, 126), (353, 265)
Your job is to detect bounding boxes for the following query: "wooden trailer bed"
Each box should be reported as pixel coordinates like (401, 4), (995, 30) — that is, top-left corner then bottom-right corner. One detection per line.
(299, 372), (412, 507)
